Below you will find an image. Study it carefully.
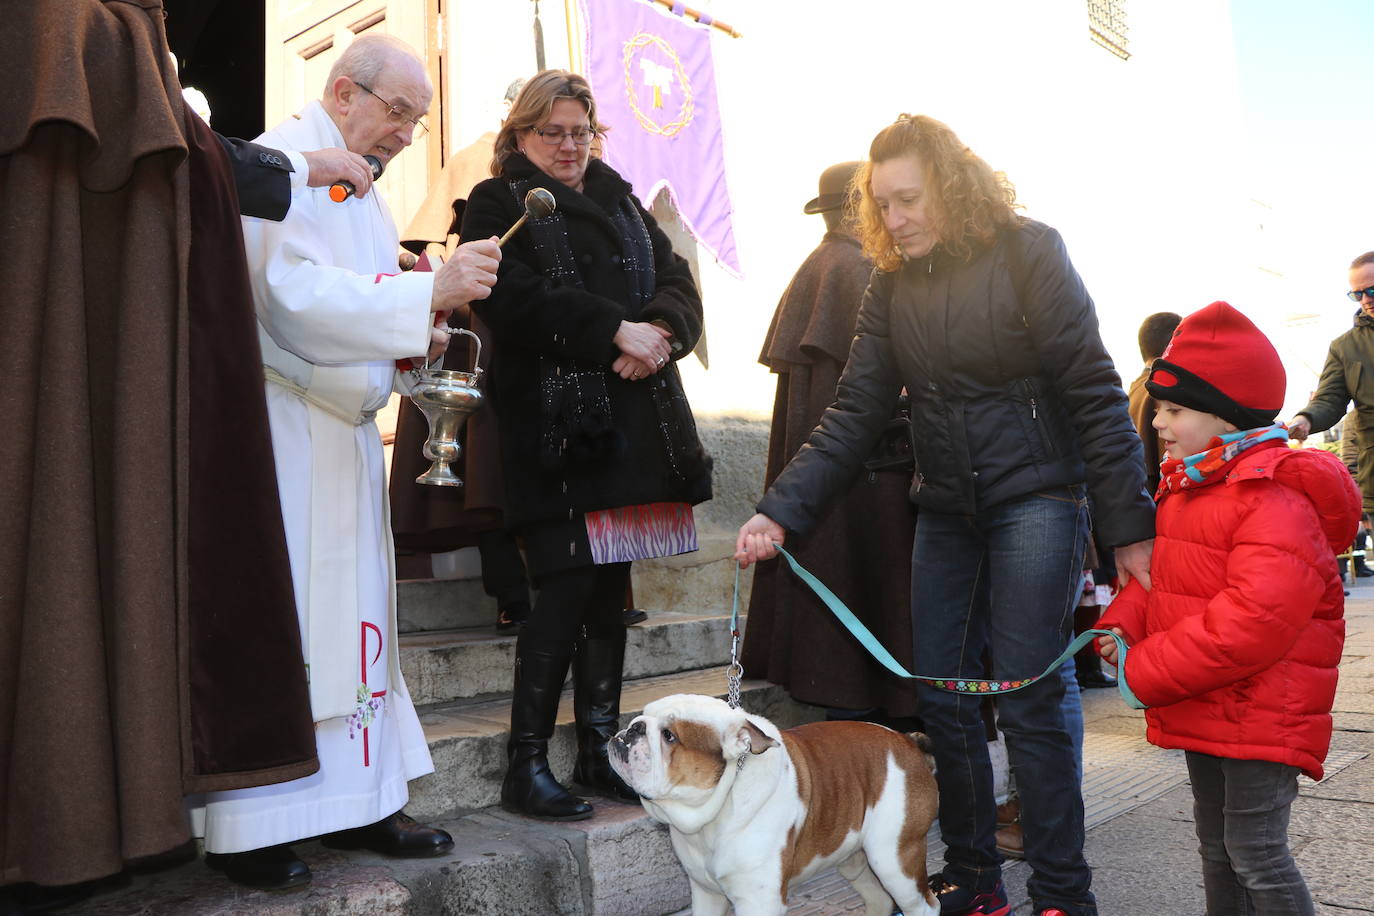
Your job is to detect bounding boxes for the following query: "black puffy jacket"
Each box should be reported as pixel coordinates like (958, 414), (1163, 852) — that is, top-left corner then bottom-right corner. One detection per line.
(759, 219), (1154, 549)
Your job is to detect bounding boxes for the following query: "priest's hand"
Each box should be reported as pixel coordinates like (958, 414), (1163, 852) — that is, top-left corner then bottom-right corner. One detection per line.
(432, 238), (501, 312)
(735, 513), (785, 569)
(302, 148), (373, 199)
(426, 310), (453, 365)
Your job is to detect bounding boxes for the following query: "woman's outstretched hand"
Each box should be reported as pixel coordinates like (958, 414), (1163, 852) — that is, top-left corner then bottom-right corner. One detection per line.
(735, 513), (785, 569)
(1115, 538), (1154, 592)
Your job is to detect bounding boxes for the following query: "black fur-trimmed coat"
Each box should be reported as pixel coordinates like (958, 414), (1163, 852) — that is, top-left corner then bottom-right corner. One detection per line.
(463, 153), (711, 532)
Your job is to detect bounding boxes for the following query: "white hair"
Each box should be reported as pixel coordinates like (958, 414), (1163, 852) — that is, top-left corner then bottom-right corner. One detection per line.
(324, 33), (424, 97)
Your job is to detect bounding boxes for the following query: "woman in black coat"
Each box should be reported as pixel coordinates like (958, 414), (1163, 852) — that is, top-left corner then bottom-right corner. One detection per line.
(736, 115), (1155, 916)
(462, 70), (711, 821)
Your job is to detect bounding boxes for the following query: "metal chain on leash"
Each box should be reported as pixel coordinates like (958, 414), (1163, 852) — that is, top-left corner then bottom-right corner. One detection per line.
(726, 561), (745, 709)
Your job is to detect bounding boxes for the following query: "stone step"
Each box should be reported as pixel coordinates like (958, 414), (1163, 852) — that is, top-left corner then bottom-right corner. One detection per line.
(58, 671), (818, 916)
(396, 577), (494, 634)
(406, 666), (821, 819)
(399, 609), (739, 706)
(59, 801), (692, 916)
(395, 531), (749, 636)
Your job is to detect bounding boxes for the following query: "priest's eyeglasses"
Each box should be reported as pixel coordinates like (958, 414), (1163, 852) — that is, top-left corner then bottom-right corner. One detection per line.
(1348, 286), (1374, 303)
(356, 82), (429, 137)
(530, 126), (595, 146)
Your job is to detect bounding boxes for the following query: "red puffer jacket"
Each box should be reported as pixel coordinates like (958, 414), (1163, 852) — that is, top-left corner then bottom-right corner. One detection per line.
(1098, 440), (1360, 779)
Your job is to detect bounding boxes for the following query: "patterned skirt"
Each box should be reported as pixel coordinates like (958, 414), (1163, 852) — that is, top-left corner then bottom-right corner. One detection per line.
(522, 502), (698, 577)
(586, 501), (697, 565)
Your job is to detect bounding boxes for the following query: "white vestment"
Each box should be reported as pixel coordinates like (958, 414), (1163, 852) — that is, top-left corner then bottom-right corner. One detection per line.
(193, 101), (436, 853)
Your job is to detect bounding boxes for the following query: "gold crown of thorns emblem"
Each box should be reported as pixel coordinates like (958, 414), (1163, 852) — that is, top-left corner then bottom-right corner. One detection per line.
(621, 32), (695, 137)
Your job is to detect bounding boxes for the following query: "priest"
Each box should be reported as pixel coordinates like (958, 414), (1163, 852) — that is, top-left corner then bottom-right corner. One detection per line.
(193, 33), (501, 889)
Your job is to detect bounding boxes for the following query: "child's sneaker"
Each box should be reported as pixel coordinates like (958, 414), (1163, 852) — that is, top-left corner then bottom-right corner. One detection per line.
(930, 875), (1010, 916)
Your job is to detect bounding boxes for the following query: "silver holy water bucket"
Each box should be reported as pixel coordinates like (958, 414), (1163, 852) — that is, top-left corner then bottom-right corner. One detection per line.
(410, 327), (484, 487)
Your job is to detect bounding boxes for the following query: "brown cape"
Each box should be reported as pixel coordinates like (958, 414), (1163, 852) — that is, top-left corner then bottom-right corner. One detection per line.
(740, 233), (918, 716)
(390, 138), (507, 552)
(0, 0), (315, 886)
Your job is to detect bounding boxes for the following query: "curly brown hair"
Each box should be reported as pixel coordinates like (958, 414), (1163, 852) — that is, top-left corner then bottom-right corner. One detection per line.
(490, 70), (604, 177)
(855, 114), (1021, 272)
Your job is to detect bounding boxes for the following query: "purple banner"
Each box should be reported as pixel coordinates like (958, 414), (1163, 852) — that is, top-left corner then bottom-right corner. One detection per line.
(583, 0), (741, 276)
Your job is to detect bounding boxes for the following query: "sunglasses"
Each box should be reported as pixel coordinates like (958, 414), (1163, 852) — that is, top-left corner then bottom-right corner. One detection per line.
(1349, 286), (1374, 302)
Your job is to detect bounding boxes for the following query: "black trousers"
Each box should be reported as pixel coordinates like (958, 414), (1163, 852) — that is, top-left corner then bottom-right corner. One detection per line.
(524, 561), (631, 649)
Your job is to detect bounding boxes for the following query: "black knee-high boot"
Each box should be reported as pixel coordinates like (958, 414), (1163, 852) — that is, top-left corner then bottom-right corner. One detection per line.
(571, 629), (638, 801)
(501, 638), (593, 820)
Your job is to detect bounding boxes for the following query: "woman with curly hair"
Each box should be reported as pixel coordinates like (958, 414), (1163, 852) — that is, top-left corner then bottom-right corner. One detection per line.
(737, 115), (1155, 916)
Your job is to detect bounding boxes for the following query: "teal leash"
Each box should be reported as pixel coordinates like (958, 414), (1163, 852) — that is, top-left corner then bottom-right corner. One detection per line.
(730, 544), (1146, 710)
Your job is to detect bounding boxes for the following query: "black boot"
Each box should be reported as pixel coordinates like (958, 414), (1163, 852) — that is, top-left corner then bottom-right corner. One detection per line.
(1075, 649), (1117, 689)
(1355, 530), (1374, 577)
(501, 639), (593, 821)
(571, 629), (639, 802)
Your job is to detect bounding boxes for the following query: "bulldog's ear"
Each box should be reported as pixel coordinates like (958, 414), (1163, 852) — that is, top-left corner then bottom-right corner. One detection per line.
(735, 720), (779, 756)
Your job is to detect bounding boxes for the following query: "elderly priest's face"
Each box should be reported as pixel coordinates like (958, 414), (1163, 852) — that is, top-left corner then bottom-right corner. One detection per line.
(337, 56), (432, 167)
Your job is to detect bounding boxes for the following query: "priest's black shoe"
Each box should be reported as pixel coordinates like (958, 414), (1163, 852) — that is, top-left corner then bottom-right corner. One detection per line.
(321, 811), (454, 858)
(205, 845), (311, 890)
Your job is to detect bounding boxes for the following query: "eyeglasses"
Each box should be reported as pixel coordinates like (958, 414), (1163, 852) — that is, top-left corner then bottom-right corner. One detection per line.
(1348, 286), (1374, 302)
(529, 125), (595, 146)
(355, 81), (429, 137)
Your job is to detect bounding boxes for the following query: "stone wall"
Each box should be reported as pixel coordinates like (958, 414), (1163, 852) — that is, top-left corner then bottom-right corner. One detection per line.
(632, 414), (770, 614)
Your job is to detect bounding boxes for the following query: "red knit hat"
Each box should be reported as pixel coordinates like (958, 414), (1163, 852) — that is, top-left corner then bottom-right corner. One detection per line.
(1145, 301), (1285, 430)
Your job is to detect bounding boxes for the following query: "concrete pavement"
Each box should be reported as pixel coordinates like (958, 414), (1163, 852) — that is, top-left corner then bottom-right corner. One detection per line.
(7, 588), (1371, 915)
(779, 582), (1374, 915)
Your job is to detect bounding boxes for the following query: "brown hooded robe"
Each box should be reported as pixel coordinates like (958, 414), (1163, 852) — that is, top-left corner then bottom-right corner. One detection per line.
(0, 0), (316, 887)
(740, 232), (918, 716)
(389, 137), (506, 552)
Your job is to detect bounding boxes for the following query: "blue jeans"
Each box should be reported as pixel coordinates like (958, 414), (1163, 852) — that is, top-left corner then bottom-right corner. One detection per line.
(1186, 752), (1314, 915)
(1061, 654), (1084, 782)
(912, 486), (1094, 913)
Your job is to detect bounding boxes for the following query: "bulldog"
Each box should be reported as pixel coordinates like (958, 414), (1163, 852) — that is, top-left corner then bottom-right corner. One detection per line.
(610, 694), (939, 916)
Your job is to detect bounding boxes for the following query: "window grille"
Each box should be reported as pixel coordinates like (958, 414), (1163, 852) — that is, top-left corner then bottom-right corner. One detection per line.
(1088, 0), (1130, 60)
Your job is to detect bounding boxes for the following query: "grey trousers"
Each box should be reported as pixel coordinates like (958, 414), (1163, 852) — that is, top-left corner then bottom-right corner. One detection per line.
(1185, 751), (1314, 916)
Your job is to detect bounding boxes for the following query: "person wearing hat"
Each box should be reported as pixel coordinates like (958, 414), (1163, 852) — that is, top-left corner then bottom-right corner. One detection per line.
(739, 161), (920, 726)
(1097, 300), (1359, 915)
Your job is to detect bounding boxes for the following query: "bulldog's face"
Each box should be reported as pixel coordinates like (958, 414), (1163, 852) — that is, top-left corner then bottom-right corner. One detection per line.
(610, 694), (778, 805)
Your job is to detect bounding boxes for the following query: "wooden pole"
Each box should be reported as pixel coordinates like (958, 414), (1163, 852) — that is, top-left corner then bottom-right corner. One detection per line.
(564, 0), (578, 69)
(648, 0), (742, 37)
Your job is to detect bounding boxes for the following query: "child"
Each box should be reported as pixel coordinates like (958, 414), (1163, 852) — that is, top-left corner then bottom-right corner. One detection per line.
(1096, 301), (1360, 915)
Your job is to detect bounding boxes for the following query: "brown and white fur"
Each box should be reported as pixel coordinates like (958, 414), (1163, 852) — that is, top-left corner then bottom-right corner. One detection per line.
(609, 694), (939, 916)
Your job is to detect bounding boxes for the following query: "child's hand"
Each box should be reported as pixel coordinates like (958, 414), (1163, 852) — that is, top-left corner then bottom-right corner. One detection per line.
(1097, 627), (1126, 666)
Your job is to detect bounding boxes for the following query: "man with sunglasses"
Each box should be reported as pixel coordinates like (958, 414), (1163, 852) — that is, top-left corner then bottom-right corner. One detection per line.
(192, 33), (501, 890)
(1288, 252), (1374, 515)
